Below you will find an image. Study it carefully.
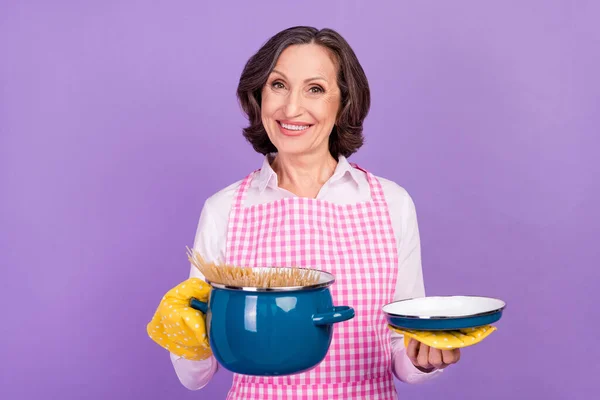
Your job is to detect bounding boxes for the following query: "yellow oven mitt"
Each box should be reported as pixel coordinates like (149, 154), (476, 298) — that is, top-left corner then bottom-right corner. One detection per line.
(389, 325), (497, 350)
(147, 278), (212, 361)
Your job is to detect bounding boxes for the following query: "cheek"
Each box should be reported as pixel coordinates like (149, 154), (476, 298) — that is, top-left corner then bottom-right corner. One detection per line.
(260, 87), (272, 112)
(260, 93), (280, 137)
(261, 93), (281, 120)
(316, 97), (340, 124)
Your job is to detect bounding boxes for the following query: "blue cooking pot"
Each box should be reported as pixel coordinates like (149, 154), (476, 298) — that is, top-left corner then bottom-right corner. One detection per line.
(189, 268), (354, 376)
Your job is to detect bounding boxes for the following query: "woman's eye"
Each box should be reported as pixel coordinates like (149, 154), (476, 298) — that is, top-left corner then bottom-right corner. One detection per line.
(309, 86), (324, 94)
(272, 81), (285, 89)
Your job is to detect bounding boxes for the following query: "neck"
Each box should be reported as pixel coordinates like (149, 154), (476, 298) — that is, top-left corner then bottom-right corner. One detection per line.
(270, 151), (338, 198)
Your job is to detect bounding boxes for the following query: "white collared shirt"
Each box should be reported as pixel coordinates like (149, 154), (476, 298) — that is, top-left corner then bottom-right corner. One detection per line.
(170, 155), (442, 390)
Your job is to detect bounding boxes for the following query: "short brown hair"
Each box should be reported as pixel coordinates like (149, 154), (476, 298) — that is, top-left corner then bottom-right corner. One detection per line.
(236, 26), (370, 158)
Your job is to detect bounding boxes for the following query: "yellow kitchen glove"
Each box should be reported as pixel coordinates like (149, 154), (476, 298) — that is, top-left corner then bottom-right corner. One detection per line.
(147, 278), (212, 361)
(389, 325), (497, 350)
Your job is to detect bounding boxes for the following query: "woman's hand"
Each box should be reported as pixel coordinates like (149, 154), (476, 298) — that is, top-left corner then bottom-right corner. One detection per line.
(147, 278), (213, 361)
(406, 338), (461, 372)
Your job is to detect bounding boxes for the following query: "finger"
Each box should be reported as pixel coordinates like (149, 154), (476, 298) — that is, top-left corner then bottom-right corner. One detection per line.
(417, 343), (431, 369)
(428, 348), (444, 370)
(454, 348), (461, 363)
(442, 349), (460, 365)
(406, 338), (419, 364)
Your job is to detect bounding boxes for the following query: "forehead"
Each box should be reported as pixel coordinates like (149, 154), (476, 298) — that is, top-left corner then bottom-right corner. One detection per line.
(273, 44), (338, 80)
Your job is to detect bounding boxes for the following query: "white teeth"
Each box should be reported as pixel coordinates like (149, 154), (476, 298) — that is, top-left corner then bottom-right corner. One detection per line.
(281, 123), (310, 131)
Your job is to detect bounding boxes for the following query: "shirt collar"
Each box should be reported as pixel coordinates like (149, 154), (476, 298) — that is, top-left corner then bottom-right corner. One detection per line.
(254, 153), (363, 193)
(255, 153), (277, 192)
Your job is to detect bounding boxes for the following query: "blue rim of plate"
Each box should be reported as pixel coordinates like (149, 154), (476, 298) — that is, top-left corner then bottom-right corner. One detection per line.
(382, 296), (506, 331)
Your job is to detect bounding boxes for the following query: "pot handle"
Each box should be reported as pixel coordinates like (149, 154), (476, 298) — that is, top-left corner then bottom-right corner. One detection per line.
(313, 306), (355, 326)
(189, 298), (209, 314)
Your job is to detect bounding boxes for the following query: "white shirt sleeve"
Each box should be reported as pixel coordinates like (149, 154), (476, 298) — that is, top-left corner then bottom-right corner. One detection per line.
(169, 194), (231, 390)
(381, 181), (444, 383)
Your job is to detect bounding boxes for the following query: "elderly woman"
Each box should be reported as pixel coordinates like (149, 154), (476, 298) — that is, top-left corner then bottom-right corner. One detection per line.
(155, 26), (460, 399)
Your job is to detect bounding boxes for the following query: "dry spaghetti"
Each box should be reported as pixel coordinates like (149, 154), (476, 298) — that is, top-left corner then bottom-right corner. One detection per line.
(186, 247), (321, 288)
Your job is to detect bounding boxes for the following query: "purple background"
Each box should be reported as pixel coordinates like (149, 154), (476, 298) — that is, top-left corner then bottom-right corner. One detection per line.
(1, 1), (598, 399)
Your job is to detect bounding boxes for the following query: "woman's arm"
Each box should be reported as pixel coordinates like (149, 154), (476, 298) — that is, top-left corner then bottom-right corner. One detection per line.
(169, 195), (229, 390)
(382, 181), (444, 383)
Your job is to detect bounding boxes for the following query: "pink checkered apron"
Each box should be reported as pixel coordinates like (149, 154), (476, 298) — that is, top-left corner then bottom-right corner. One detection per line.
(224, 164), (399, 400)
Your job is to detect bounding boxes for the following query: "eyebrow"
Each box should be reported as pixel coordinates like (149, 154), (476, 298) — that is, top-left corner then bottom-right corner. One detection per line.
(271, 69), (328, 83)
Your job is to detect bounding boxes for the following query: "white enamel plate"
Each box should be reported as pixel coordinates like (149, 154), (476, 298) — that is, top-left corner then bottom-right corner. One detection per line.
(382, 296), (506, 331)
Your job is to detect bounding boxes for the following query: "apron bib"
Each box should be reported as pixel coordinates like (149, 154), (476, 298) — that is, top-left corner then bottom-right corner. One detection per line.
(224, 164), (399, 399)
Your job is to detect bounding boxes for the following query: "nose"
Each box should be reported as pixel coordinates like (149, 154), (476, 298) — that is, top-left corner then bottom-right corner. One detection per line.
(283, 90), (303, 119)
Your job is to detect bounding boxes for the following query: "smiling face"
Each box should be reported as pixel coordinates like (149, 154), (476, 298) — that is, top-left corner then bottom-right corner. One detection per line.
(261, 43), (341, 157)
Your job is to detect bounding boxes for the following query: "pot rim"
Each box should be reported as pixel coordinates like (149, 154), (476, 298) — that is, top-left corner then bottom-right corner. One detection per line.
(205, 267), (335, 292)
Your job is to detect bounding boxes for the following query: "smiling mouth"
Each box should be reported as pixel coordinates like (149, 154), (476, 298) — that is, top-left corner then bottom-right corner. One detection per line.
(277, 121), (312, 135)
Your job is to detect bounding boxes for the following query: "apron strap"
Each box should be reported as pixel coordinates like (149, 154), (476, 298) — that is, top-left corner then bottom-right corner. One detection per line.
(231, 170), (259, 209)
(349, 163), (387, 204)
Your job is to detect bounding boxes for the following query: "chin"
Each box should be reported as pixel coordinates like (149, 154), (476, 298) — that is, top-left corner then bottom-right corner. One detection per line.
(273, 143), (311, 156)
